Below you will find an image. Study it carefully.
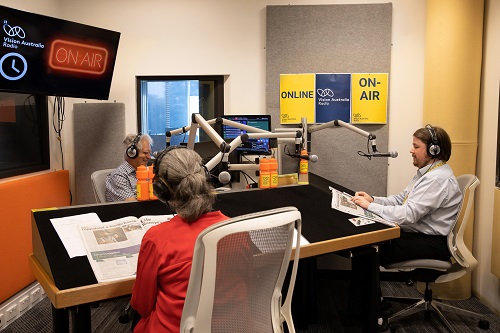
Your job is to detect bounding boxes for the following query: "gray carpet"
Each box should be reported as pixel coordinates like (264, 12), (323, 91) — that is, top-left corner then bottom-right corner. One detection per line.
(3, 272), (499, 333)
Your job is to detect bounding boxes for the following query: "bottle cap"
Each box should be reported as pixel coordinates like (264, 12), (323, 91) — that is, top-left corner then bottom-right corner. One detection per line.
(260, 158), (270, 171)
(136, 165), (148, 179)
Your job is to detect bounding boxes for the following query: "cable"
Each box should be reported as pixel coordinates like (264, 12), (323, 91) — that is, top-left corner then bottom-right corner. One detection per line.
(240, 170), (258, 187)
(357, 151), (372, 160)
(52, 96), (66, 169)
(358, 138), (374, 160)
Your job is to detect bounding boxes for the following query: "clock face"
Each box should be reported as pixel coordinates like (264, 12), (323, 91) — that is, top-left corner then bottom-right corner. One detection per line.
(0, 52), (27, 80)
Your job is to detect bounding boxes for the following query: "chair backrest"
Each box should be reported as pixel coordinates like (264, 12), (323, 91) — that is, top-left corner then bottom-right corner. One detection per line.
(180, 206), (302, 333)
(441, 174), (480, 282)
(90, 169), (114, 203)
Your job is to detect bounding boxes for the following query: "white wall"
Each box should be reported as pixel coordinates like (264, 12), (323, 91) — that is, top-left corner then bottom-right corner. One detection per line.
(46, 0), (426, 205)
(3, 0), (498, 312)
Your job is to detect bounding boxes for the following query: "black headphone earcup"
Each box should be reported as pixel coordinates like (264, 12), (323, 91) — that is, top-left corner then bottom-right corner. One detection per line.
(153, 181), (170, 203)
(428, 144), (440, 156)
(126, 133), (142, 159)
(126, 145), (138, 159)
(425, 124), (440, 157)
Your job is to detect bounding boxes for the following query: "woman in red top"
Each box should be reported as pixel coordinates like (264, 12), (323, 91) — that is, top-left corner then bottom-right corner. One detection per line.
(130, 146), (230, 333)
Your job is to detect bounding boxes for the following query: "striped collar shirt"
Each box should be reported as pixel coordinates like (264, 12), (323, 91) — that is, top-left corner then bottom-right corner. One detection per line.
(368, 161), (462, 236)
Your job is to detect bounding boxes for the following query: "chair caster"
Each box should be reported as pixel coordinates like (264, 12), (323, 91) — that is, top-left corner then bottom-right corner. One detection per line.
(479, 319), (490, 330)
(118, 313), (130, 324)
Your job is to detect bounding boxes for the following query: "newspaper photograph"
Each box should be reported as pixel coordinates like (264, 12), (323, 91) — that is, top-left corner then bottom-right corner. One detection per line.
(79, 214), (174, 283)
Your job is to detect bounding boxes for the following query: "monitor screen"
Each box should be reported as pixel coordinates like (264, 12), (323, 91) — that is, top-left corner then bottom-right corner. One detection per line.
(221, 115), (271, 155)
(0, 5), (120, 100)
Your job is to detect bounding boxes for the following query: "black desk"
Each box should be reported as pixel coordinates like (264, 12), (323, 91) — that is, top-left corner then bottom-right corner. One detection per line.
(30, 175), (399, 332)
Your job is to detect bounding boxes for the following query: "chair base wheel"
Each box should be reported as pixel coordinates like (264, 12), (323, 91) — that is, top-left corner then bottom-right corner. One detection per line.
(479, 319), (490, 330)
(118, 314), (130, 324)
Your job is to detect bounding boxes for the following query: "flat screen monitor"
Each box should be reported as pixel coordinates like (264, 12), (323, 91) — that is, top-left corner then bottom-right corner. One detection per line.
(0, 5), (120, 100)
(221, 115), (271, 155)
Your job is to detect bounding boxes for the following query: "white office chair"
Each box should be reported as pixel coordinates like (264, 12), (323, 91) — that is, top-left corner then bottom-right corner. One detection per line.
(90, 169), (114, 203)
(180, 206), (302, 333)
(384, 174), (490, 332)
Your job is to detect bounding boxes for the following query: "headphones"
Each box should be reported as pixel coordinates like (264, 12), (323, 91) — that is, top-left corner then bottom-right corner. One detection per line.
(126, 133), (142, 159)
(425, 124), (441, 157)
(152, 145), (210, 204)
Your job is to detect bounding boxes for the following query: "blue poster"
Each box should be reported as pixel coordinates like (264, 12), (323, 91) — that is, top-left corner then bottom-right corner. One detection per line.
(315, 74), (351, 123)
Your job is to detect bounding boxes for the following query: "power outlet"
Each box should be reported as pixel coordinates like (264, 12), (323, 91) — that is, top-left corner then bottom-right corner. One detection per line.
(30, 287), (42, 304)
(5, 304), (18, 322)
(18, 295), (30, 313)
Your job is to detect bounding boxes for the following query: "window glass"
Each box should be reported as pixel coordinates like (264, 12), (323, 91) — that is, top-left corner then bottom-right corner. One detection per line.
(136, 76), (224, 154)
(0, 92), (49, 179)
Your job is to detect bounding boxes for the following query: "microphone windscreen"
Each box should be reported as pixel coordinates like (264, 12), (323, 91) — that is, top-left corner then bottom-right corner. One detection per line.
(218, 171), (231, 184)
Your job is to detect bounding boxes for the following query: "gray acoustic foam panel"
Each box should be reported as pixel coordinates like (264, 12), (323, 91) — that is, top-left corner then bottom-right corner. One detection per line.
(266, 3), (393, 196)
(73, 103), (125, 205)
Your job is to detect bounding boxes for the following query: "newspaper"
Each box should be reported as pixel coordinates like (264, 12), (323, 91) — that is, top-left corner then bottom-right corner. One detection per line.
(78, 214), (174, 283)
(329, 187), (395, 226)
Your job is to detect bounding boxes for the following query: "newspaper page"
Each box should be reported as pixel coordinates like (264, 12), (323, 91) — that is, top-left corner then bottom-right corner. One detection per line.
(78, 214), (174, 283)
(139, 214), (175, 231)
(329, 186), (395, 226)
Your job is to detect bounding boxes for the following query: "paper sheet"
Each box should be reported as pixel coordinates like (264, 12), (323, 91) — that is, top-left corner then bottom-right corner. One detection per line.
(50, 212), (102, 258)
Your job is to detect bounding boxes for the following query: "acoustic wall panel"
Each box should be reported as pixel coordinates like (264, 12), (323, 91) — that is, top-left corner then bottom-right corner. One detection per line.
(73, 103), (125, 205)
(266, 4), (392, 196)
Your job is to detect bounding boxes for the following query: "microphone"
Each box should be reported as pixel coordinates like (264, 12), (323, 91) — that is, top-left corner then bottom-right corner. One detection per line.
(218, 151), (231, 184)
(218, 171), (231, 184)
(288, 153), (319, 163)
(368, 151), (398, 158)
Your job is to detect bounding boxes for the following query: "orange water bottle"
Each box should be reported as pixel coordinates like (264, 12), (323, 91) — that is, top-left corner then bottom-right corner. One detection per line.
(269, 157), (279, 188)
(259, 158), (270, 189)
(299, 149), (308, 174)
(148, 166), (158, 200)
(136, 165), (149, 201)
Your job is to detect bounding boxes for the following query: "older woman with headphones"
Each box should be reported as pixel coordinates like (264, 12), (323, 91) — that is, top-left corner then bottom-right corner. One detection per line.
(351, 125), (463, 331)
(130, 146), (253, 333)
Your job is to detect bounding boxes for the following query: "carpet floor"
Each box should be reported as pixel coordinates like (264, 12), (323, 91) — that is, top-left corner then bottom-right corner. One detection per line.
(2, 271), (499, 333)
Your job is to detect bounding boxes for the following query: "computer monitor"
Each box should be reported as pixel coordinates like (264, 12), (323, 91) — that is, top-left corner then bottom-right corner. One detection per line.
(221, 115), (271, 155)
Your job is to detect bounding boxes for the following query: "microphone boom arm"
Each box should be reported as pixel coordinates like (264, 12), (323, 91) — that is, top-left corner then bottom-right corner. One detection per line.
(308, 119), (378, 153)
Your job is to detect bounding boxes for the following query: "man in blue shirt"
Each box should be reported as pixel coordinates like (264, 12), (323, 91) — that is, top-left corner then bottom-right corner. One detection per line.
(352, 124), (462, 331)
(105, 133), (153, 202)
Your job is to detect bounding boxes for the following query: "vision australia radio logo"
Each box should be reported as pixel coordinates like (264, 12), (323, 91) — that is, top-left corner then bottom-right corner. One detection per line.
(0, 20), (37, 80)
(3, 19), (45, 50)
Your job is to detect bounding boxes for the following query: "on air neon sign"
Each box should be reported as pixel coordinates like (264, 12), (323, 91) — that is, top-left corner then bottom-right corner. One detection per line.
(48, 39), (109, 75)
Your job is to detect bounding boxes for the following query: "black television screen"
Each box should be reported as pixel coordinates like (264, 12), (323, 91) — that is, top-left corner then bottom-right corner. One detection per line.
(0, 5), (120, 100)
(221, 115), (271, 155)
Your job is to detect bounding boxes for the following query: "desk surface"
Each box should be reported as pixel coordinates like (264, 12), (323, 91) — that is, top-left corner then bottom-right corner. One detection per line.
(31, 175), (399, 309)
